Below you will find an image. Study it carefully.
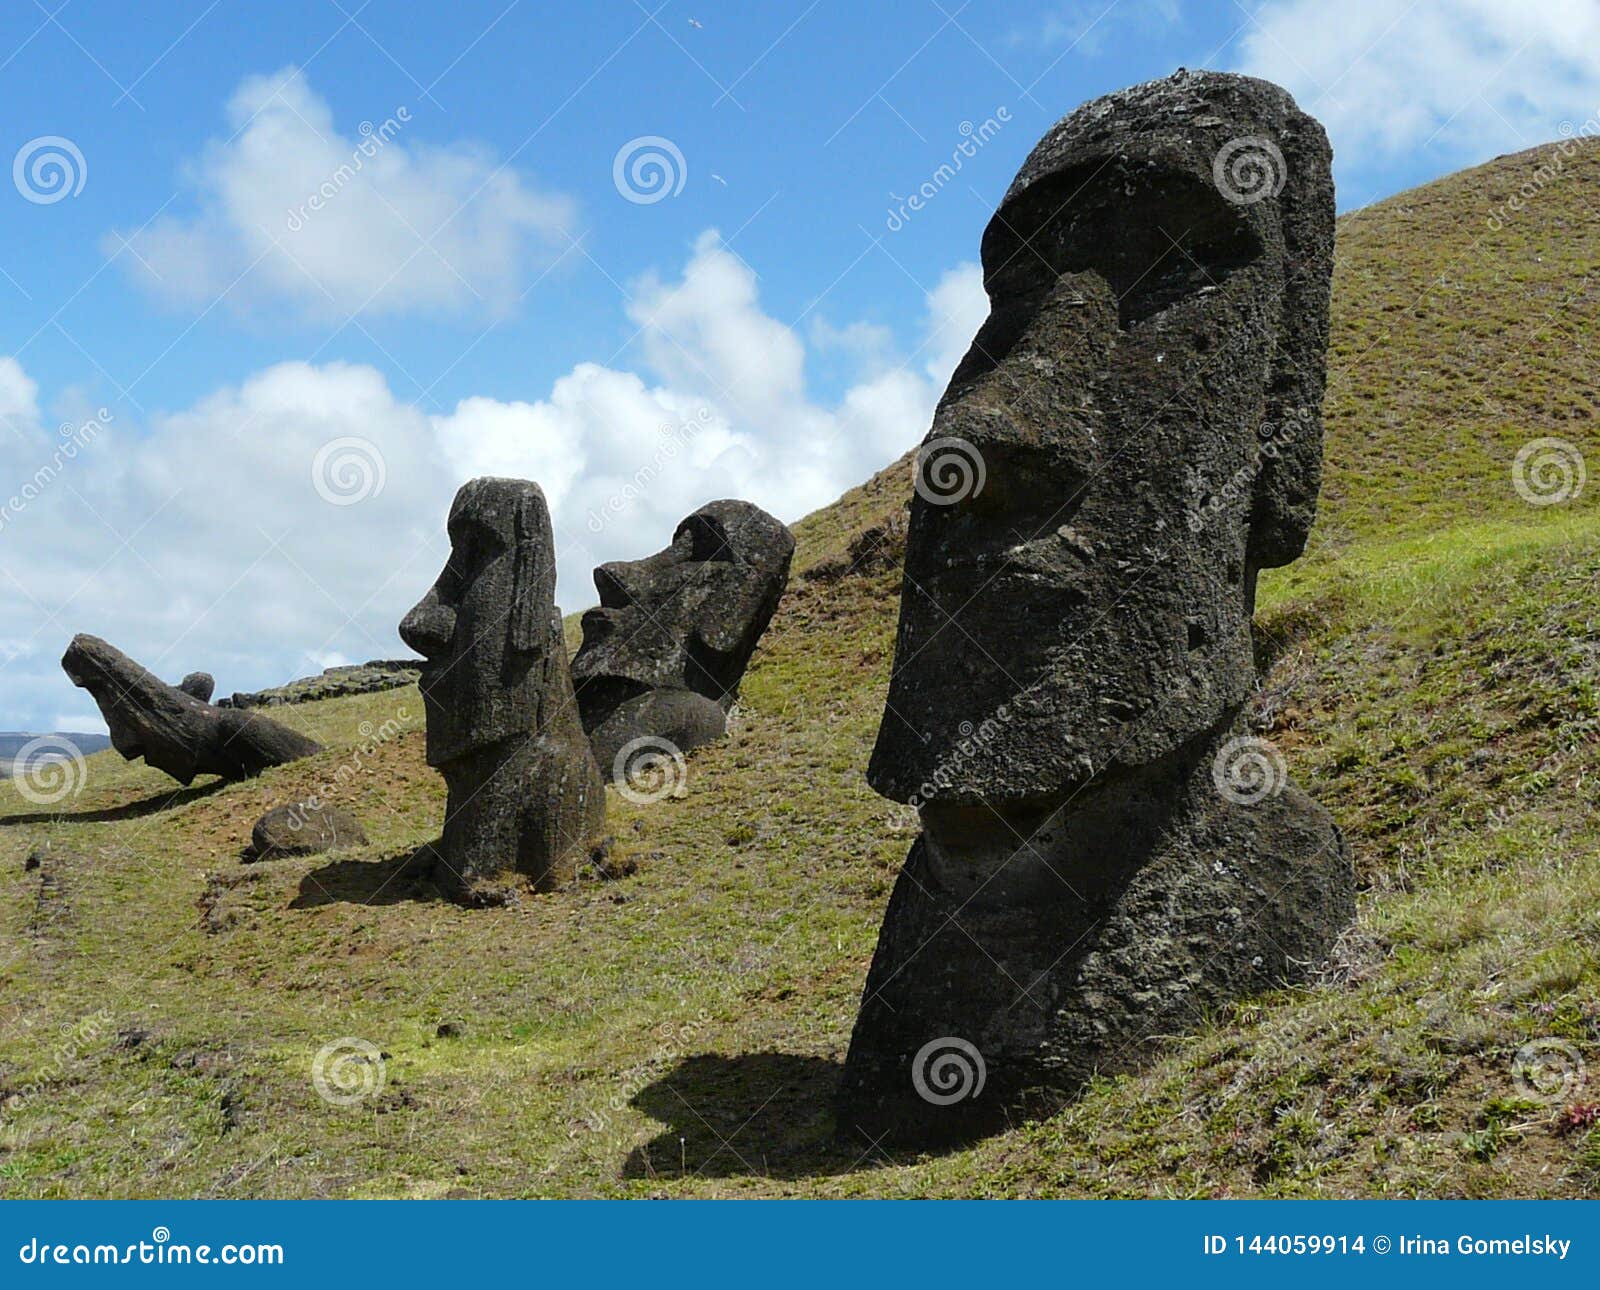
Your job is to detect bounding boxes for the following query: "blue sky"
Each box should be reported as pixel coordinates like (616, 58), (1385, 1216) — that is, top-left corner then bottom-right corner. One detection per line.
(3, 0), (1597, 731)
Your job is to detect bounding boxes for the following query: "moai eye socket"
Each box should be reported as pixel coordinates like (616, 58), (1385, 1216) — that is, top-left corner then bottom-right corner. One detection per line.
(983, 163), (1265, 331)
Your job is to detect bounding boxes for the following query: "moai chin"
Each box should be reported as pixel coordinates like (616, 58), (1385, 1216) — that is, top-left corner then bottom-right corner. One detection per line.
(837, 71), (1354, 1146)
(400, 477), (606, 903)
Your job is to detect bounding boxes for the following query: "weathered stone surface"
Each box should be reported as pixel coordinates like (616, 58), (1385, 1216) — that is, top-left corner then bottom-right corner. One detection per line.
(62, 635), (322, 784)
(400, 477), (606, 903)
(837, 71), (1352, 1146)
(177, 672), (214, 702)
(249, 803), (367, 858)
(572, 500), (794, 771)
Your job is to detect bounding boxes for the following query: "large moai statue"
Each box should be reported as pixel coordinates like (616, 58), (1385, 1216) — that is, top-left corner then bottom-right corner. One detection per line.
(62, 635), (320, 782)
(571, 500), (794, 775)
(837, 71), (1353, 1145)
(400, 477), (606, 903)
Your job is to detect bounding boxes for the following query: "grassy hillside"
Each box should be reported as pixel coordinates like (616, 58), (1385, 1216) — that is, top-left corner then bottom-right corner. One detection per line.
(3, 138), (1599, 1198)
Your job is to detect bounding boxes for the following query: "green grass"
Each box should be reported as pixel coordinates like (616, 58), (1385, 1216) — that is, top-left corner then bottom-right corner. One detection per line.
(2, 139), (1599, 1197)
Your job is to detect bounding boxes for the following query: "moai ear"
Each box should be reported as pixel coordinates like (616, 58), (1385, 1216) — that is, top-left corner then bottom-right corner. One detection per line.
(1249, 112), (1335, 570)
(509, 489), (556, 656)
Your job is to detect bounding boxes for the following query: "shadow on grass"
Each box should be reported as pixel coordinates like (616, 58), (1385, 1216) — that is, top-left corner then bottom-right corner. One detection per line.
(622, 1052), (906, 1181)
(0, 778), (229, 826)
(290, 847), (442, 908)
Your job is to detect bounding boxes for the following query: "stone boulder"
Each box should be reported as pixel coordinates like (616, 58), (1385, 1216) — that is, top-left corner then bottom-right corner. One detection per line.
(249, 803), (367, 858)
(177, 672), (215, 702)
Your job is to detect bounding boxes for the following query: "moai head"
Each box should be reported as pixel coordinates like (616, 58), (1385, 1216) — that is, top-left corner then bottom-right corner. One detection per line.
(400, 477), (558, 768)
(868, 72), (1335, 828)
(573, 499), (794, 709)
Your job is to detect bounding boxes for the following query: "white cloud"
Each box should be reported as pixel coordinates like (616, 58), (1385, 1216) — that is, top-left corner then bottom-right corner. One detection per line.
(0, 238), (986, 732)
(106, 67), (577, 320)
(0, 357), (40, 427)
(1237, 0), (1600, 172)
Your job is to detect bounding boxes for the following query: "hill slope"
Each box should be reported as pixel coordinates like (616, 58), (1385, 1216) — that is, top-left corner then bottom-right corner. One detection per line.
(3, 138), (1599, 1198)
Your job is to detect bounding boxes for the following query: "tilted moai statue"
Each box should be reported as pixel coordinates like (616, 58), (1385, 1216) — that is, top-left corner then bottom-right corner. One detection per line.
(837, 71), (1354, 1144)
(62, 635), (319, 782)
(400, 477), (606, 903)
(571, 500), (794, 775)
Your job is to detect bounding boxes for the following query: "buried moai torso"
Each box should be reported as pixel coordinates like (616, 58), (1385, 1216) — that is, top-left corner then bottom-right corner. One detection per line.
(399, 477), (605, 903)
(571, 500), (794, 777)
(837, 71), (1354, 1144)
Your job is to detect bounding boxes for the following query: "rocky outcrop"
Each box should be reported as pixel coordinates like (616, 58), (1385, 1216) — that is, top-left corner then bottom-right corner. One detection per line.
(218, 660), (421, 709)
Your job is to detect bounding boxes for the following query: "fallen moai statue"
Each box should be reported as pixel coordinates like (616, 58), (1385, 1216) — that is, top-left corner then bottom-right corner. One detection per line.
(62, 634), (322, 784)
